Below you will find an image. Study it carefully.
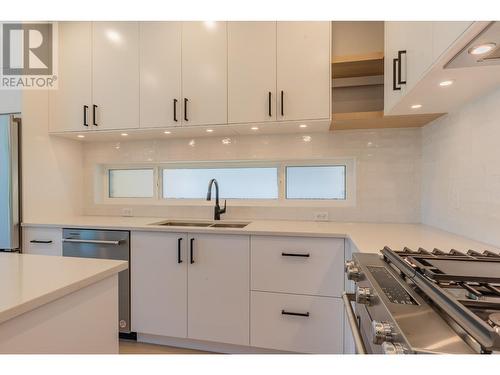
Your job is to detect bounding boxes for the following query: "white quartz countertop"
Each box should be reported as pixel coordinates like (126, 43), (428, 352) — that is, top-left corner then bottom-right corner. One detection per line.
(0, 253), (127, 325)
(22, 216), (499, 254)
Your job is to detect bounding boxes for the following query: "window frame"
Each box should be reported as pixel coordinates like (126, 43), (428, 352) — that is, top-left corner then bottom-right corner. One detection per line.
(100, 158), (356, 207)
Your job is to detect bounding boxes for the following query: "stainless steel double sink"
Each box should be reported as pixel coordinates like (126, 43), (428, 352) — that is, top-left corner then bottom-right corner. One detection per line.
(149, 220), (250, 229)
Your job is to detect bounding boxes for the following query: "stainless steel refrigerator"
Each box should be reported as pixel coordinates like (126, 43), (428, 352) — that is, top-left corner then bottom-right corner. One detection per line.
(0, 114), (21, 252)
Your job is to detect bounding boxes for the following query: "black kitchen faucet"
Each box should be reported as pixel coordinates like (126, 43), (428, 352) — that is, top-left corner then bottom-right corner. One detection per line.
(206, 178), (226, 220)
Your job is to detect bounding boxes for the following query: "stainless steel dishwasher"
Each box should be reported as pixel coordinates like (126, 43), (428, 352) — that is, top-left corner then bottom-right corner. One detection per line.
(62, 228), (130, 333)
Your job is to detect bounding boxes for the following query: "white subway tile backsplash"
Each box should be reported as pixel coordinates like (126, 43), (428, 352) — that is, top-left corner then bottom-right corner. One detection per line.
(83, 128), (422, 223)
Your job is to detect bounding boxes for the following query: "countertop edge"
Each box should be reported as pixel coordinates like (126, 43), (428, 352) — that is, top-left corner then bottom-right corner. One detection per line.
(0, 260), (127, 325)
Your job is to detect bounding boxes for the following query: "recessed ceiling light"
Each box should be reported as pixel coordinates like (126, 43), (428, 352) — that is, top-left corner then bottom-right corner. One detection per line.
(121, 133), (128, 137)
(77, 134), (85, 138)
(251, 126), (259, 131)
(468, 42), (496, 56)
(189, 140), (195, 147)
(439, 80), (454, 87)
(206, 129), (214, 133)
(411, 104), (422, 109)
(222, 138), (231, 145)
(302, 135), (312, 142)
(299, 124), (308, 128)
(164, 130), (171, 134)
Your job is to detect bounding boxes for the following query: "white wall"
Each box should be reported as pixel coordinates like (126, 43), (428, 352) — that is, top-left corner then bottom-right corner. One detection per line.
(21, 90), (84, 221)
(422, 87), (500, 247)
(83, 128), (422, 222)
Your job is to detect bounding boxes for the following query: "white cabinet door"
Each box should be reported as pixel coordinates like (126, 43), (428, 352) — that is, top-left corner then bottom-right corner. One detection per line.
(140, 22), (182, 128)
(432, 21), (472, 61)
(49, 22), (92, 132)
(187, 234), (250, 345)
(403, 22), (434, 93)
(181, 22), (227, 126)
(92, 22), (139, 130)
(228, 22), (276, 124)
(131, 231), (188, 338)
(276, 22), (330, 121)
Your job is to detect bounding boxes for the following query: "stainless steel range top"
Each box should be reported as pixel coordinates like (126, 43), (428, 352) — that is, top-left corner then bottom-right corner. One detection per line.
(343, 247), (500, 354)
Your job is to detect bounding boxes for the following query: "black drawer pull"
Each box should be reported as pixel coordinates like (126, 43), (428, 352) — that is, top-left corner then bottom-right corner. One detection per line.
(397, 50), (407, 85)
(268, 91), (272, 117)
(83, 105), (89, 126)
(184, 98), (189, 122)
(30, 240), (53, 244)
(177, 237), (183, 264)
(392, 58), (401, 91)
(92, 104), (98, 126)
(282, 310), (310, 317)
(280, 90), (284, 116)
(281, 252), (310, 258)
(190, 238), (195, 264)
(173, 98), (178, 122)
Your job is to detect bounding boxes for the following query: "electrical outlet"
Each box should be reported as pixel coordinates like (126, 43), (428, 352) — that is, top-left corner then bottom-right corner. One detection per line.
(314, 212), (329, 221)
(122, 208), (133, 217)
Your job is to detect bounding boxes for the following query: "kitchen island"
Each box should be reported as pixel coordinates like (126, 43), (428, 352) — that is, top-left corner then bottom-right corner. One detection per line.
(0, 253), (127, 354)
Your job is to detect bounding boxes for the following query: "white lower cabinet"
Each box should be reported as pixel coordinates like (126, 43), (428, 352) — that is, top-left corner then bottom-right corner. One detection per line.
(131, 231), (250, 346)
(22, 227), (62, 256)
(251, 291), (344, 354)
(187, 234), (250, 345)
(131, 231), (188, 338)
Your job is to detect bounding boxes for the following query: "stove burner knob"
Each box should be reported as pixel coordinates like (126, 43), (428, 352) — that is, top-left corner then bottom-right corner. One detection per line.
(356, 286), (374, 305)
(344, 260), (355, 272)
(372, 321), (395, 344)
(346, 264), (362, 281)
(381, 342), (408, 354)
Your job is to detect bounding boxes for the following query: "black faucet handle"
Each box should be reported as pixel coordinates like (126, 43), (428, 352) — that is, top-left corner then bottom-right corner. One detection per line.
(220, 200), (227, 214)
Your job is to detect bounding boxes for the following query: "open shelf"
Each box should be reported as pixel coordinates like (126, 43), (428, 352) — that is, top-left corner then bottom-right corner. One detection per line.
(330, 111), (446, 130)
(332, 52), (384, 79)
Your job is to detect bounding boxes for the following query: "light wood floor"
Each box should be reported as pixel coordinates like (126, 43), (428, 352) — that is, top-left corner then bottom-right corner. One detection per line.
(119, 340), (213, 354)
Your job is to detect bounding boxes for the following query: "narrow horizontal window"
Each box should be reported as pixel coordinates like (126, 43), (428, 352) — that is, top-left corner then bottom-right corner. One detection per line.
(109, 169), (154, 198)
(162, 167), (279, 199)
(286, 165), (346, 200)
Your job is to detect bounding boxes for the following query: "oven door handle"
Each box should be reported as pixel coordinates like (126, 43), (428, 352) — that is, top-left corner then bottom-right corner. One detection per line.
(342, 292), (367, 354)
(62, 239), (121, 245)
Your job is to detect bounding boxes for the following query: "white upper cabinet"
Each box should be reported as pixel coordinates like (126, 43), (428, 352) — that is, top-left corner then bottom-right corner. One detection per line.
(228, 22), (277, 124)
(139, 22), (182, 128)
(49, 22), (92, 132)
(92, 22), (140, 130)
(181, 22), (227, 126)
(277, 22), (331, 121)
(384, 21), (474, 115)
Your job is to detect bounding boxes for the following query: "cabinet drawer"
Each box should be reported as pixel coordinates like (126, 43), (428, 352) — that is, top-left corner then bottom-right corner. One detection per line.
(250, 291), (343, 353)
(23, 227), (62, 256)
(251, 236), (344, 297)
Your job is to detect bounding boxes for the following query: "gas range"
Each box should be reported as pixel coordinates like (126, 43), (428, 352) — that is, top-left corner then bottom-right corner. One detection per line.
(343, 247), (500, 354)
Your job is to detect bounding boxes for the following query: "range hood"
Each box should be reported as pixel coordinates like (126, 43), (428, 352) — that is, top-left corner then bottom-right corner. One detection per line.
(445, 21), (500, 69)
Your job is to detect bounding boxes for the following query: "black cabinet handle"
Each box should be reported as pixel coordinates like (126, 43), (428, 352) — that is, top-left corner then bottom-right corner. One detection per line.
(190, 238), (195, 264)
(268, 92), (272, 117)
(30, 240), (53, 244)
(281, 310), (310, 317)
(184, 98), (189, 121)
(173, 99), (178, 122)
(392, 58), (401, 91)
(280, 90), (284, 116)
(281, 252), (310, 258)
(397, 50), (407, 85)
(83, 105), (89, 126)
(92, 104), (98, 126)
(177, 237), (183, 263)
